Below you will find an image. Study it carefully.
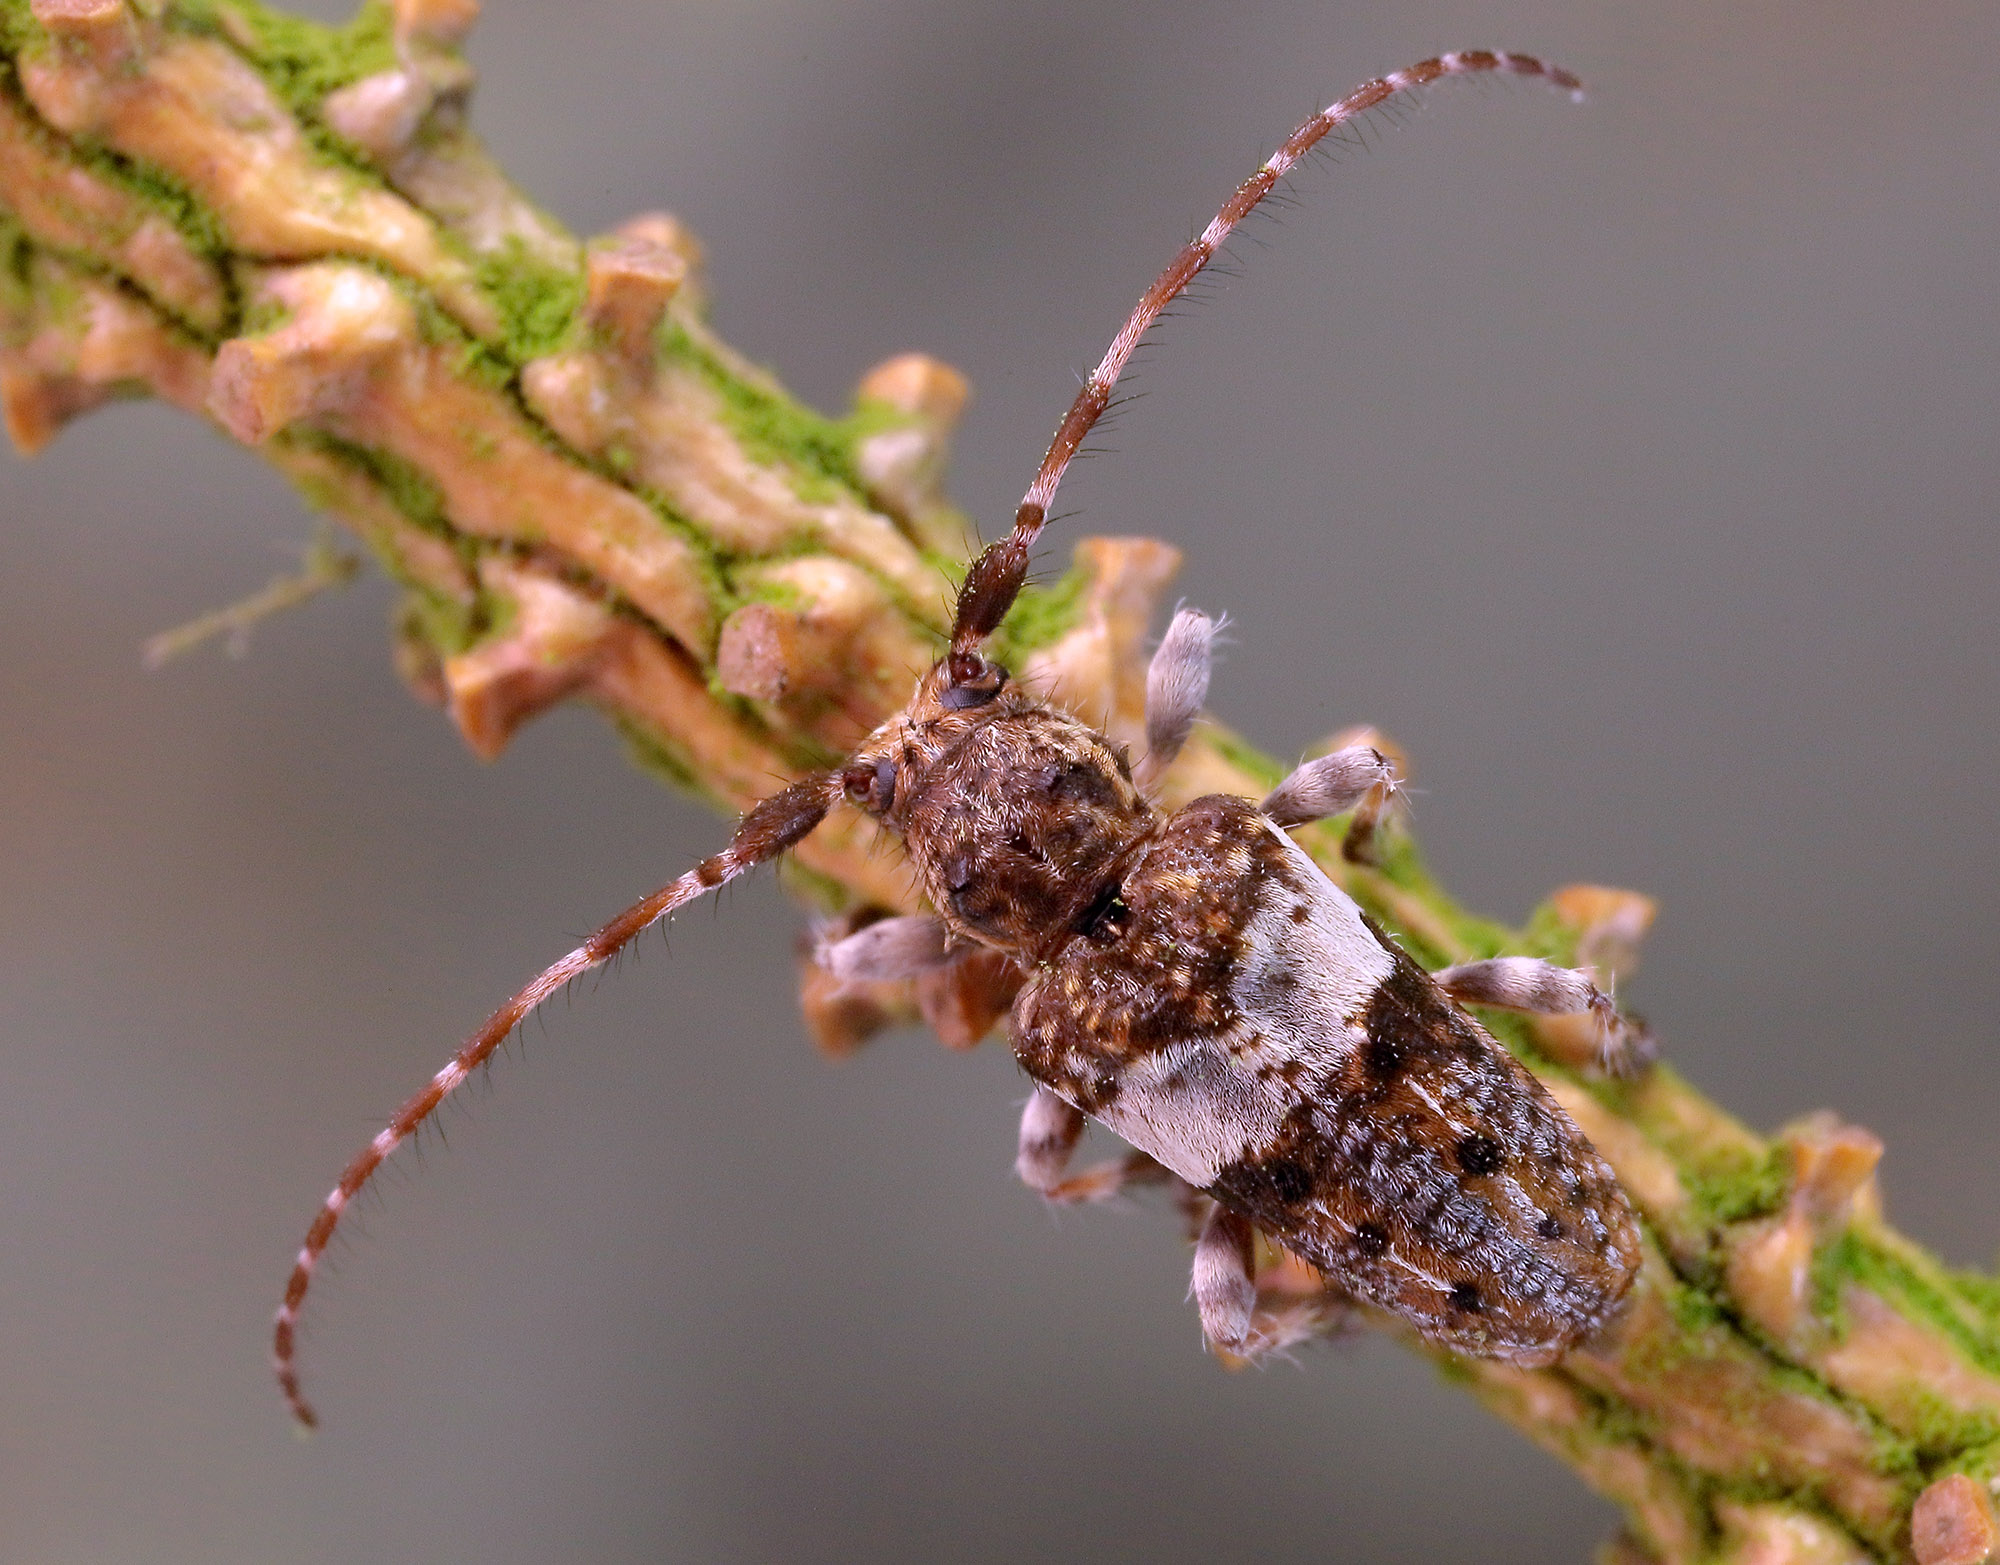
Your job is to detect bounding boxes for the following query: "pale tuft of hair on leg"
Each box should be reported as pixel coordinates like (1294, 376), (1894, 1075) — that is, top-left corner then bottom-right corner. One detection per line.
(1138, 606), (1219, 787)
(815, 913), (954, 982)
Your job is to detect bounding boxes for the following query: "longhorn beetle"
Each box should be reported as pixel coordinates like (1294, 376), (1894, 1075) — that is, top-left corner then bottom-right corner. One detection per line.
(276, 49), (1642, 1428)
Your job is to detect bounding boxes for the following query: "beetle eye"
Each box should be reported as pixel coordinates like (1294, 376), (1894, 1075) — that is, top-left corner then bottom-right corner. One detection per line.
(870, 757), (897, 813)
(942, 654), (1006, 710)
(842, 757), (897, 815)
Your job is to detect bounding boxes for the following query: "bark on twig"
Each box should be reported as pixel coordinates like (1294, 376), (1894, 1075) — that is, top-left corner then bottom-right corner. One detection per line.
(5, 4), (1998, 1559)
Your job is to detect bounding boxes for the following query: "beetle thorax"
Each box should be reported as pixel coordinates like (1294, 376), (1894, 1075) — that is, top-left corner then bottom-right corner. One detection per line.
(852, 666), (1156, 960)
(902, 706), (1154, 957)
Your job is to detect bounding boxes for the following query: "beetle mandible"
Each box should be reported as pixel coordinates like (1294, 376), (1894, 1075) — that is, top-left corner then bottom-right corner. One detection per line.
(275, 48), (1641, 1428)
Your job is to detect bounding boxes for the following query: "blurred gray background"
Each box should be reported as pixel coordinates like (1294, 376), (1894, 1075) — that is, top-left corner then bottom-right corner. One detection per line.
(4, 0), (1997, 1560)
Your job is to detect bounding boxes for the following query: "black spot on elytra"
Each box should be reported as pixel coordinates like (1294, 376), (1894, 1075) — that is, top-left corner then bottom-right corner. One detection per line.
(1353, 1222), (1390, 1258)
(1448, 1282), (1483, 1314)
(1456, 1134), (1504, 1177)
(1247, 1157), (1312, 1207)
(1290, 904), (1313, 924)
(1363, 1030), (1405, 1078)
(1537, 1215), (1565, 1241)
(1356, 951), (1488, 1092)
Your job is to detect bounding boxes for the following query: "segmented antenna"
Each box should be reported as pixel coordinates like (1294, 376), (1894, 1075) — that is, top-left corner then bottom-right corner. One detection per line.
(948, 50), (1583, 674)
(274, 774), (835, 1427)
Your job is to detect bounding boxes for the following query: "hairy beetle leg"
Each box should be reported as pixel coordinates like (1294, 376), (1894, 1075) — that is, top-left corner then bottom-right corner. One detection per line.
(1136, 607), (1219, 790)
(1432, 956), (1653, 1078)
(1261, 743), (1402, 863)
(1193, 1201), (1349, 1362)
(815, 913), (955, 981)
(1193, 1202), (1258, 1347)
(1015, 1086), (1170, 1203)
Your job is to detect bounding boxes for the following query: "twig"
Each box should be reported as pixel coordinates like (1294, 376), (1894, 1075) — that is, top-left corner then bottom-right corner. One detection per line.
(141, 525), (361, 667)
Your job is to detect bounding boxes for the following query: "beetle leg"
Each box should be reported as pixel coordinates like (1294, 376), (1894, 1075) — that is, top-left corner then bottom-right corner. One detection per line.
(1015, 1087), (1086, 1193)
(1192, 1202), (1258, 1350)
(1260, 744), (1400, 862)
(1433, 956), (1654, 1077)
(1135, 608), (1217, 789)
(1015, 1087), (1170, 1203)
(815, 914), (954, 981)
(1191, 1202), (1348, 1361)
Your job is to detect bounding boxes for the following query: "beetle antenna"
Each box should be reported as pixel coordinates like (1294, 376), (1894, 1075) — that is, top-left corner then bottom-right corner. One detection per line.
(947, 50), (1582, 680)
(273, 773), (837, 1428)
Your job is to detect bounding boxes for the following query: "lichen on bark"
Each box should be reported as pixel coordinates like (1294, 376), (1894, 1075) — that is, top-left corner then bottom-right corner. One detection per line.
(5, 3), (2000, 1560)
